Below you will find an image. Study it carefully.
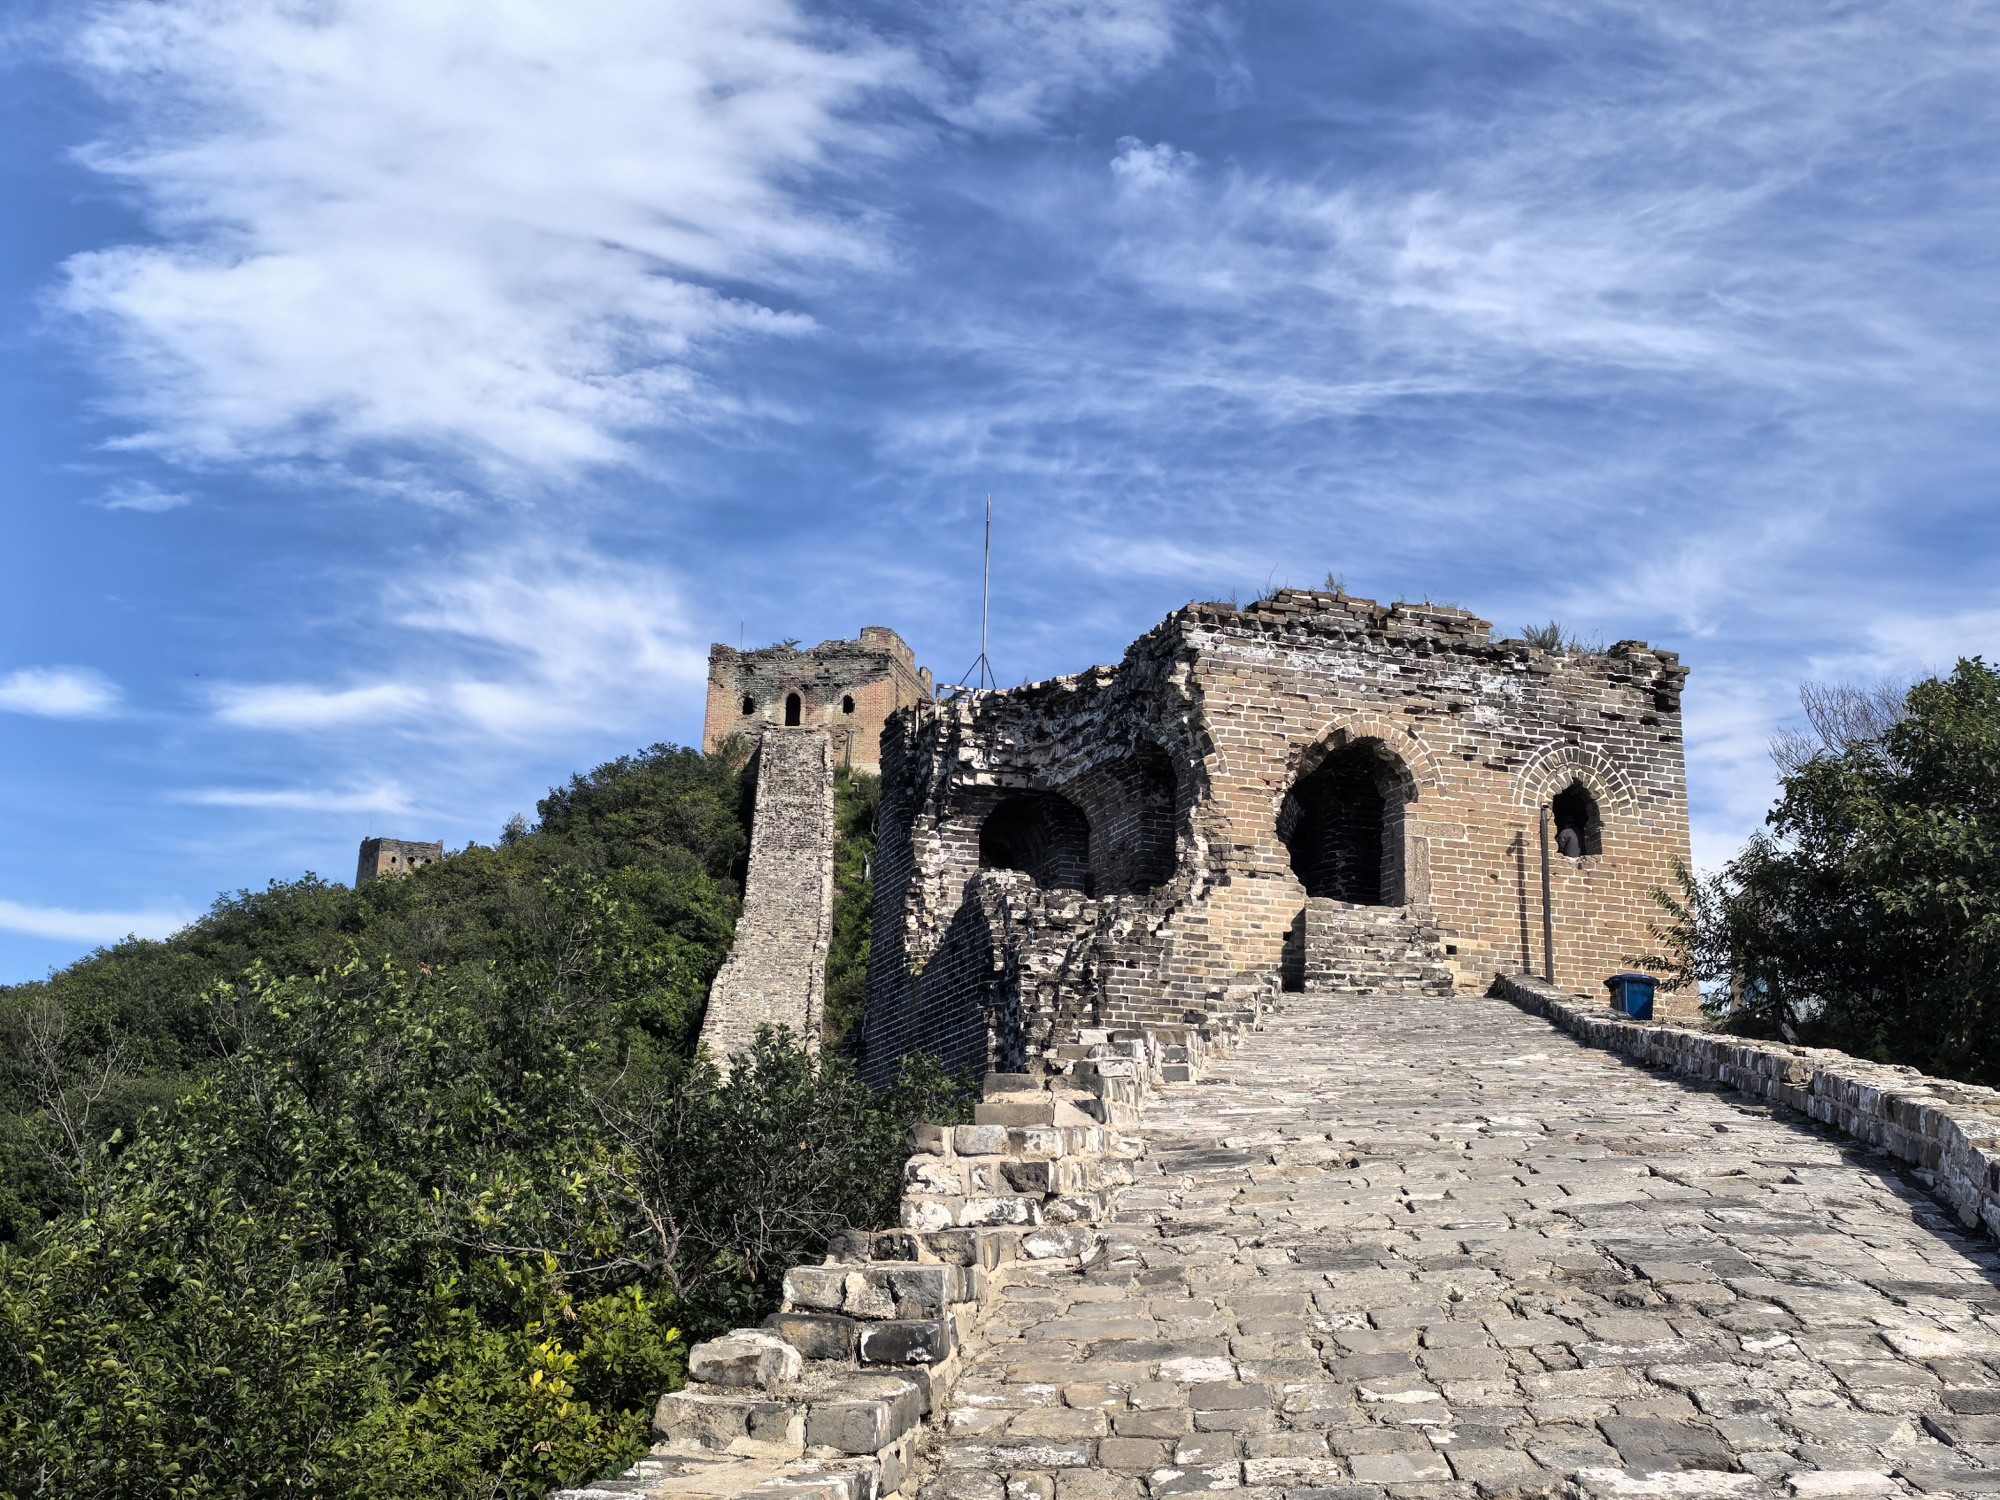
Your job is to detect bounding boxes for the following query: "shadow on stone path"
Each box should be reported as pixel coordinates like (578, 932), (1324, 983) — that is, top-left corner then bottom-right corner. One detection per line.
(920, 991), (2000, 1500)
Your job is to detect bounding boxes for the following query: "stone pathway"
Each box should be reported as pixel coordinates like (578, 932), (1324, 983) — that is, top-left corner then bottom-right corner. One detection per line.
(920, 992), (2000, 1499)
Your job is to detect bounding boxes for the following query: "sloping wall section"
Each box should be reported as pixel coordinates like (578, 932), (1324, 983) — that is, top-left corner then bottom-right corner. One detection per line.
(698, 728), (838, 1061)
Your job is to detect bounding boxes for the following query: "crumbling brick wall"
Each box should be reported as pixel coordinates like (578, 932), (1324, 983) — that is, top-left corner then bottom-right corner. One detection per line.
(704, 627), (933, 775)
(857, 589), (1691, 1083)
(697, 729), (837, 1061)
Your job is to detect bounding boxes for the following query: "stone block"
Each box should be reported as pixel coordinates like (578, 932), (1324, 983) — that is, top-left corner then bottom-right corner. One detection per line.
(785, 1267), (848, 1314)
(689, 1331), (803, 1392)
(955, 1125), (1014, 1157)
(764, 1312), (858, 1362)
(858, 1318), (955, 1366)
(653, 1390), (806, 1455)
(805, 1376), (923, 1453)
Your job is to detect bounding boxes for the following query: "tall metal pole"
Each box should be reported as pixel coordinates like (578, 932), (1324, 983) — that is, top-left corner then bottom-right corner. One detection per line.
(981, 495), (992, 690)
(1539, 805), (1556, 983)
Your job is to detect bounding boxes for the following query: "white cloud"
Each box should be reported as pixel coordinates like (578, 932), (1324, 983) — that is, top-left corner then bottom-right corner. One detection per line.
(395, 545), (709, 737)
(0, 667), (122, 718)
(101, 478), (193, 511)
(51, 0), (1191, 492)
(923, 0), (1180, 131)
(1111, 137), (1197, 194)
(212, 681), (428, 730)
(177, 782), (417, 815)
(205, 546), (705, 742)
(58, 0), (904, 487)
(0, 898), (193, 945)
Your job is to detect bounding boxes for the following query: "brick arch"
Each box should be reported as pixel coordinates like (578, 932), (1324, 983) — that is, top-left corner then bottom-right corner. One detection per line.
(1287, 715), (1443, 802)
(1514, 743), (1639, 813)
(1278, 716), (1441, 908)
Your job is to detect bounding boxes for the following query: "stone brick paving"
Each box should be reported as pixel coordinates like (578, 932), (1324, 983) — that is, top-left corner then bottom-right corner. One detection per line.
(920, 992), (2000, 1500)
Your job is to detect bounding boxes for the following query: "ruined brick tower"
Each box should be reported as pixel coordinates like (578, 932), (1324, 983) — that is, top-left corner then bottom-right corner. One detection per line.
(695, 626), (938, 1063)
(855, 589), (1691, 1084)
(355, 837), (443, 887)
(703, 627), (933, 776)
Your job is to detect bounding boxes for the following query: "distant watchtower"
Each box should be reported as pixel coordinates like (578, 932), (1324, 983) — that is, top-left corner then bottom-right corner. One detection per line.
(356, 837), (444, 887)
(702, 626), (932, 775)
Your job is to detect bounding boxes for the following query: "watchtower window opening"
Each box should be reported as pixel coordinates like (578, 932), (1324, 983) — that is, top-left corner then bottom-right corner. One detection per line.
(1278, 740), (1406, 905)
(784, 692), (802, 726)
(979, 791), (1092, 893)
(842, 694), (855, 714)
(741, 694), (755, 716)
(1552, 781), (1602, 857)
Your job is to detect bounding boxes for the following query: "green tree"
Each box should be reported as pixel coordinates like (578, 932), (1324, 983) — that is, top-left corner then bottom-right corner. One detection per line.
(1645, 659), (2000, 1083)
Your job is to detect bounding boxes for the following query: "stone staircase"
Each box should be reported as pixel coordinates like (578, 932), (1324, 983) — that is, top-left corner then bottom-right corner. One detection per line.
(555, 1030), (1205, 1500)
(1299, 897), (1455, 995)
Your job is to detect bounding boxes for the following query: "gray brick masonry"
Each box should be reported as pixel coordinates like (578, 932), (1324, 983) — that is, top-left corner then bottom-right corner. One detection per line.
(698, 728), (837, 1062)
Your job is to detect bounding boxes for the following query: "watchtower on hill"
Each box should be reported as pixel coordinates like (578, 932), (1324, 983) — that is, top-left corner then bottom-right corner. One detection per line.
(355, 837), (444, 887)
(702, 627), (933, 776)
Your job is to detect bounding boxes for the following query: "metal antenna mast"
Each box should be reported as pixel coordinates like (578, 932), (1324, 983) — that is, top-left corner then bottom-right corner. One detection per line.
(958, 494), (997, 692)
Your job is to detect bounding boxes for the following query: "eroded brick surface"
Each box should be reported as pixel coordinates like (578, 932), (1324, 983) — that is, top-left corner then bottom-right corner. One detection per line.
(697, 728), (837, 1061)
(919, 993), (2000, 1500)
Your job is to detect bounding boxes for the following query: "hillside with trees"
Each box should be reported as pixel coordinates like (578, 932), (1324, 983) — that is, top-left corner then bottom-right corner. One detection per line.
(0, 743), (961, 1500)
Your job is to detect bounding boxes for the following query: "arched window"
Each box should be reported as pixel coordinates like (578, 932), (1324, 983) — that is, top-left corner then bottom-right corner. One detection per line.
(841, 694), (855, 714)
(1552, 780), (1602, 857)
(1278, 741), (1407, 905)
(784, 692), (802, 726)
(741, 694), (755, 716)
(979, 792), (1092, 892)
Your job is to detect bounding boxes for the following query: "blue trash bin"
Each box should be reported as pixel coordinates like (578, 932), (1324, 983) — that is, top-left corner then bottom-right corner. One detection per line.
(1605, 972), (1657, 1020)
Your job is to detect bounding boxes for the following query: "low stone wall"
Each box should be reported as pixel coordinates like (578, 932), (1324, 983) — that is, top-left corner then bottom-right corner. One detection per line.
(1492, 971), (2000, 1239)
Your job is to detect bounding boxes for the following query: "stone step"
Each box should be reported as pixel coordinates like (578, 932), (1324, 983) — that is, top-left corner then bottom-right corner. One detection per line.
(898, 1191), (1043, 1231)
(971, 1092), (1099, 1128)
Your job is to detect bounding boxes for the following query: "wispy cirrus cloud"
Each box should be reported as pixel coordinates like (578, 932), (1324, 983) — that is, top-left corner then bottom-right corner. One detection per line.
(0, 897), (193, 945)
(176, 782), (418, 816)
(53, 0), (1184, 493)
(207, 545), (706, 740)
(211, 681), (427, 731)
(0, 667), (122, 718)
(100, 478), (192, 511)
(57, 0), (902, 488)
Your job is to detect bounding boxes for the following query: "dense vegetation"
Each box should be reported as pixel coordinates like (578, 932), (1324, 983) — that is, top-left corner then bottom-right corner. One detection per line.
(824, 768), (879, 1048)
(1644, 659), (2000, 1085)
(0, 744), (961, 1500)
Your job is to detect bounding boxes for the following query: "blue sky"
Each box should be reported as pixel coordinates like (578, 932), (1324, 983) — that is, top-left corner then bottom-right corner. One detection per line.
(4, 0), (2000, 981)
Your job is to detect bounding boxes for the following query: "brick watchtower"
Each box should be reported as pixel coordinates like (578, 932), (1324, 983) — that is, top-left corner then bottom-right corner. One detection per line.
(702, 627), (933, 775)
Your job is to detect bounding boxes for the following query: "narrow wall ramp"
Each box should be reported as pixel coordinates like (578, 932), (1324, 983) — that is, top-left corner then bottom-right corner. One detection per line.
(699, 728), (837, 1062)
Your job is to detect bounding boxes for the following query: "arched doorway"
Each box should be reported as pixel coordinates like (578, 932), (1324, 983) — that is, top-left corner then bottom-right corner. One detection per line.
(784, 692), (802, 726)
(1279, 740), (1409, 904)
(979, 791), (1092, 892)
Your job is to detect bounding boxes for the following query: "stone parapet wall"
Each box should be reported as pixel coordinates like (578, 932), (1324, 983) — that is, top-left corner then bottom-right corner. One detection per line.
(1493, 971), (2000, 1239)
(698, 730), (837, 1062)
